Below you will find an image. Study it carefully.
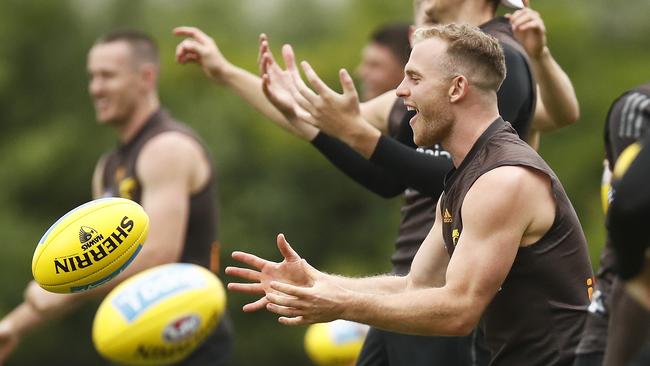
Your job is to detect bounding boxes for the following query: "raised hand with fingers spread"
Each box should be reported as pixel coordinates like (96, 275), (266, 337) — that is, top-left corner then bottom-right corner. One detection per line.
(289, 61), (381, 157)
(226, 234), (316, 312)
(258, 35), (318, 140)
(173, 26), (234, 83)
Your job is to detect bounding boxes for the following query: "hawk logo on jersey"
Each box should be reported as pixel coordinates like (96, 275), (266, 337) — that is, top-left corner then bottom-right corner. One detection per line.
(112, 166), (138, 200)
(452, 229), (460, 246)
(443, 209), (453, 223)
(119, 177), (138, 201)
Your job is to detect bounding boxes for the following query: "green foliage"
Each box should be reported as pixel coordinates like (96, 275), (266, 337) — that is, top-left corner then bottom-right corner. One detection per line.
(0, 0), (648, 365)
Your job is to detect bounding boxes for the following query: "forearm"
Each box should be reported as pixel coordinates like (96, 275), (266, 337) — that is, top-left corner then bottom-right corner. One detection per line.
(370, 135), (452, 198)
(311, 132), (405, 198)
(312, 131), (451, 198)
(327, 273), (407, 295)
(3, 302), (52, 337)
(220, 64), (284, 121)
(531, 48), (580, 131)
(342, 287), (476, 336)
(336, 117), (383, 159)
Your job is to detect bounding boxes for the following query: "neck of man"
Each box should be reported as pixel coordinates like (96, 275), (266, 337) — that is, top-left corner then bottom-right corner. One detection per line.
(442, 100), (500, 168)
(116, 93), (160, 144)
(443, 1), (495, 27)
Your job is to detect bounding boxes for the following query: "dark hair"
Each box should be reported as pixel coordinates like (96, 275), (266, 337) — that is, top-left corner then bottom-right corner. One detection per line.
(370, 23), (412, 67)
(95, 30), (159, 67)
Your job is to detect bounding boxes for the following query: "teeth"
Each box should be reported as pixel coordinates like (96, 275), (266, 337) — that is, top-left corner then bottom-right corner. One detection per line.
(406, 106), (415, 111)
(95, 98), (109, 108)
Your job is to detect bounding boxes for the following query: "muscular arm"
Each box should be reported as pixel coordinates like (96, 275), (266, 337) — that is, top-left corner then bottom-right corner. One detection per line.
(175, 27), (386, 142)
(321, 200), (450, 294)
(341, 169), (533, 335)
(266, 167), (552, 335)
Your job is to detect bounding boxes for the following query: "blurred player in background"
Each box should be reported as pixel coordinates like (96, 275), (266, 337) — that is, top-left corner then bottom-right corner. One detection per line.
(355, 23), (411, 101)
(607, 121), (650, 366)
(574, 82), (650, 366)
(0, 30), (233, 366)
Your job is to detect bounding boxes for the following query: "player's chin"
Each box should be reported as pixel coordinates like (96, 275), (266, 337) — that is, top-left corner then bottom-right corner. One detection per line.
(96, 111), (119, 125)
(412, 128), (433, 147)
(94, 111), (112, 124)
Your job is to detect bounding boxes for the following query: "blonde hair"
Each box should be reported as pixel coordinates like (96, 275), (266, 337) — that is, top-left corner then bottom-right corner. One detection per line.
(413, 23), (506, 92)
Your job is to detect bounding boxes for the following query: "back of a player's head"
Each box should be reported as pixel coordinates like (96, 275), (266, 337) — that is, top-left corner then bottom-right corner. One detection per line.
(94, 30), (160, 70)
(413, 23), (506, 93)
(370, 23), (411, 67)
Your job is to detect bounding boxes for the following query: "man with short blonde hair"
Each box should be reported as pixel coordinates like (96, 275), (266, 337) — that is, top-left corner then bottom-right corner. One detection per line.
(412, 24), (506, 92)
(229, 23), (593, 366)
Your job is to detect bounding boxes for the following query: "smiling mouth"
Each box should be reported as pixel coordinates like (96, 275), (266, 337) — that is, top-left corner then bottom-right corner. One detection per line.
(407, 107), (419, 126)
(94, 98), (110, 110)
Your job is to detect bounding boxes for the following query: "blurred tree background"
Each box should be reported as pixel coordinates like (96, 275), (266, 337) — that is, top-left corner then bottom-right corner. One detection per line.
(0, 0), (648, 365)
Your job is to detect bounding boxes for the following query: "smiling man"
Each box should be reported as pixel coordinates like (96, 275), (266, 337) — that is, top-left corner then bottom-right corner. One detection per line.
(0, 30), (232, 366)
(228, 23), (592, 366)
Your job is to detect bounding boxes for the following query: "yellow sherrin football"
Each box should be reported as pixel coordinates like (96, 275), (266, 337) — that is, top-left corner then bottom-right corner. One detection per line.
(92, 263), (227, 365)
(32, 197), (149, 293)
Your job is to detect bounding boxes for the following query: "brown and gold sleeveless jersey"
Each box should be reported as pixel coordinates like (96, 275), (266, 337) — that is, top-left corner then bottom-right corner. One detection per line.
(388, 16), (535, 275)
(97, 109), (220, 271)
(439, 119), (593, 366)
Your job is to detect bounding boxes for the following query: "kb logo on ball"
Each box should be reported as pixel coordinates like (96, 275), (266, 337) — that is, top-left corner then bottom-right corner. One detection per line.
(163, 315), (201, 342)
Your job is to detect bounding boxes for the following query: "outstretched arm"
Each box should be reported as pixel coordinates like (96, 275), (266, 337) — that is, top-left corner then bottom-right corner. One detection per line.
(260, 42), (449, 198)
(174, 27), (392, 141)
(264, 167), (548, 336)
(0, 301), (54, 366)
(226, 234), (408, 313)
(174, 27), (317, 139)
(267, 53), (452, 196)
(507, 8), (579, 134)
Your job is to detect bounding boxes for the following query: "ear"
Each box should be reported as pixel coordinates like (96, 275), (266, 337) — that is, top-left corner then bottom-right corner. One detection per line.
(408, 25), (416, 47)
(140, 63), (158, 89)
(448, 75), (468, 103)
